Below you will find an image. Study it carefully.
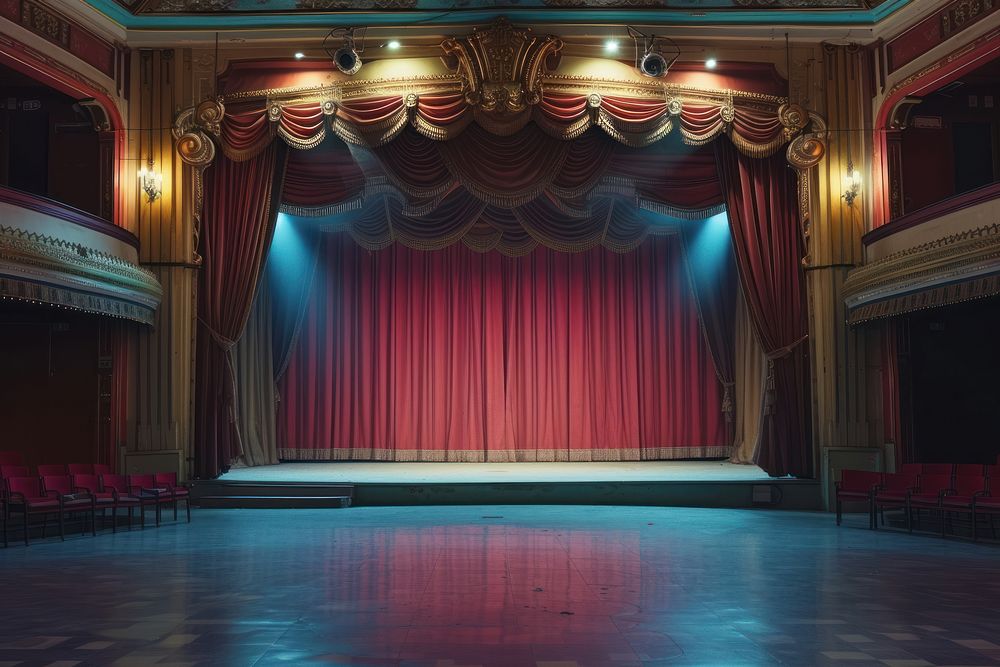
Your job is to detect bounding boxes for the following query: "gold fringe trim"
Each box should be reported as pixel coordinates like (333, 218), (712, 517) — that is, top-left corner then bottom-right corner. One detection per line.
(277, 124), (327, 151)
(638, 199), (727, 221)
(412, 112), (473, 141)
(532, 108), (593, 141)
(597, 110), (674, 148)
(276, 446), (734, 462)
(727, 129), (787, 158)
(280, 196), (363, 218)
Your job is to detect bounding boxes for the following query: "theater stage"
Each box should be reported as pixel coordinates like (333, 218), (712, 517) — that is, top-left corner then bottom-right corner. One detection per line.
(192, 461), (821, 510)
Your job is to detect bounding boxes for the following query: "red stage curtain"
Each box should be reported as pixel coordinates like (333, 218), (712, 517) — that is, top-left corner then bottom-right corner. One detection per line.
(715, 141), (811, 478)
(194, 142), (287, 479)
(681, 220), (739, 440)
(277, 233), (726, 462)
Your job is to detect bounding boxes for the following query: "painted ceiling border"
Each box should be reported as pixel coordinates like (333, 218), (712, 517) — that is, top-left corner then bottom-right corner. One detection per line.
(84, 0), (910, 31)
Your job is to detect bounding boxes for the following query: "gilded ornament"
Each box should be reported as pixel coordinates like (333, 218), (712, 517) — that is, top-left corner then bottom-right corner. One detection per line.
(587, 93), (602, 108)
(404, 93), (419, 108)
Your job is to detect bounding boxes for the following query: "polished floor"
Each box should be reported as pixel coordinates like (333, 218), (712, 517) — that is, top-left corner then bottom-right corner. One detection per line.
(0, 506), (998, 666)
(221, 461), (772, 484)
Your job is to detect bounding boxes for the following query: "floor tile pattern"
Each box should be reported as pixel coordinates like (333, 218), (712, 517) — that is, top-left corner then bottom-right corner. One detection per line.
(1, 507), (998, 666)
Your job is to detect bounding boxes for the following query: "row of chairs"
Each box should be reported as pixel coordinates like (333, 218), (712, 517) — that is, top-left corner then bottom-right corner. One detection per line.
(836, 463), (1000, 540)
(1, 459), (190, 547)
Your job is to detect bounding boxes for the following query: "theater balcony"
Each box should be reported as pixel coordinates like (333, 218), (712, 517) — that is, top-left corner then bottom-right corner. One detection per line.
(0, 61), (160, 323)
(844, 56), (1000, 326)
(0, 186), (161, 324)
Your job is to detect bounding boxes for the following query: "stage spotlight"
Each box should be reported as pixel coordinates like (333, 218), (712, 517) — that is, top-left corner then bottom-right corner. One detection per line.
(294, 52), (305, 60)
(639, 52), (669, 77)
(324, 27), (365, 75)
(604, 39), (620, 53)
(387, 40), (401, 50)
(627, 27), (679, 78)
(705, 58), (718, 69)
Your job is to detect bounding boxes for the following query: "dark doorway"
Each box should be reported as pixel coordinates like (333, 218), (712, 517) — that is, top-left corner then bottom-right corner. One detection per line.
(902, 296), (1000, 464)
(952, 122), (995, 194)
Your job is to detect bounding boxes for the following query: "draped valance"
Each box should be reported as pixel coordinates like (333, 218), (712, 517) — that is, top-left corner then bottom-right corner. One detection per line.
(216, 90), (797, 162)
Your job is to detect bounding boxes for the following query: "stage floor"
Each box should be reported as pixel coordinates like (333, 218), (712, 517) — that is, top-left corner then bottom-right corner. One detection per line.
(220, 460), (773, 484)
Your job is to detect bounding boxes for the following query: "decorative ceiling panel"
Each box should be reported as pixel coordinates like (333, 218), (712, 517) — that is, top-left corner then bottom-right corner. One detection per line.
(127, 0), (891, 12)
(83, 0), (907, 29)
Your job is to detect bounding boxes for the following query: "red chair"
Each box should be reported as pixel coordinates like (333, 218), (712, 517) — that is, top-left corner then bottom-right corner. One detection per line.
(41, 475), (97, 537)
(154, 472), (191, 523)
(93, 464), (112, 476)
(835, 470), (881, 528)
(918, 463), (954, 476)
(940, 475), (989, 540)
(0, 465), (29, 479)
(127, 474), (169, 526)
(6, 476), (74, 545)
(101, 475), (149, 529)
(37, 464), (68, 477)
(72, 474), (139, 532)
(955, 464), (985, 478)
(874, 471), (919, 530)
(67, 464), (94, 475)
(0, 451), (23, 465)
(907, 474), (954, 535)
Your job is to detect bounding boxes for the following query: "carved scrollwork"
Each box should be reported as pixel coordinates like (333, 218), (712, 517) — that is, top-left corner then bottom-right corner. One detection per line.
(778, 103), (808, 138)
(785, 110), (827, 171)
(173, 98), (225, 266)
(173, 98), (224, 168)
(404, 93), (419, 108)
(322, 99), (337, 115)
(440, 17), (563, 115)
(720, 102), (735, 124)
(666, 97), (682, 116)
(782, 109), (828, 269)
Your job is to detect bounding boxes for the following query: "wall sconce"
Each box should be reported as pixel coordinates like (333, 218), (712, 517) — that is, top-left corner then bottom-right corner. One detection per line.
(138, 161), (163, 203)
(842, 158), (861, 207)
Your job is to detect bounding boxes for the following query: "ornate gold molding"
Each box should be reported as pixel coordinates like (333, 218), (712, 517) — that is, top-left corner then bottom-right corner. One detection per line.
(0, 224), (162, 325)
(440, 17), (563, 114)
(172, 98), (224, 263)
(843, 223), (1000, 324)
(785, 107), (828, 267)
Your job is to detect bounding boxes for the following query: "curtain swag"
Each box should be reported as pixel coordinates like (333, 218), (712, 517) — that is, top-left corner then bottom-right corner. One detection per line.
(216, 92), (802, 162)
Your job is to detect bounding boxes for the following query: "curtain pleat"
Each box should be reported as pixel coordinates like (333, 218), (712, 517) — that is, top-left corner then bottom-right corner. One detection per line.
(276, 233), (727, 462)
(194, 142), (287, 479)
(732, 286), (767, 465)
(715, 140), (812, 478)
(233, 282), (279, 468)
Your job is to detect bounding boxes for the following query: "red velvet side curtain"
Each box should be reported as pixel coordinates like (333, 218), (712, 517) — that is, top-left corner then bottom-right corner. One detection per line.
(715, 141), (811, 477)
(194, 143), (287, 479)
(277, 233), (726, 462)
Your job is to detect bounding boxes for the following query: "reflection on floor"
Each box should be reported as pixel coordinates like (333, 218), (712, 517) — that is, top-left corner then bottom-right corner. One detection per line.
(1, 506), (998, 666)
(220, 460), (773, 484)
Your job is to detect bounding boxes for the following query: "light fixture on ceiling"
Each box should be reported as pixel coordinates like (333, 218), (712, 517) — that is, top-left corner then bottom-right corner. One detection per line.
(705, 58), (718, 69)
(843, 158), (861, 207)
(294, 51), (305, 60)
(627, 27), (679, 78)
(604, 39), (620, 53)
(324, 27), (365, 75)
(138, 159), (162, 204)
(386, 40), (401, 50)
